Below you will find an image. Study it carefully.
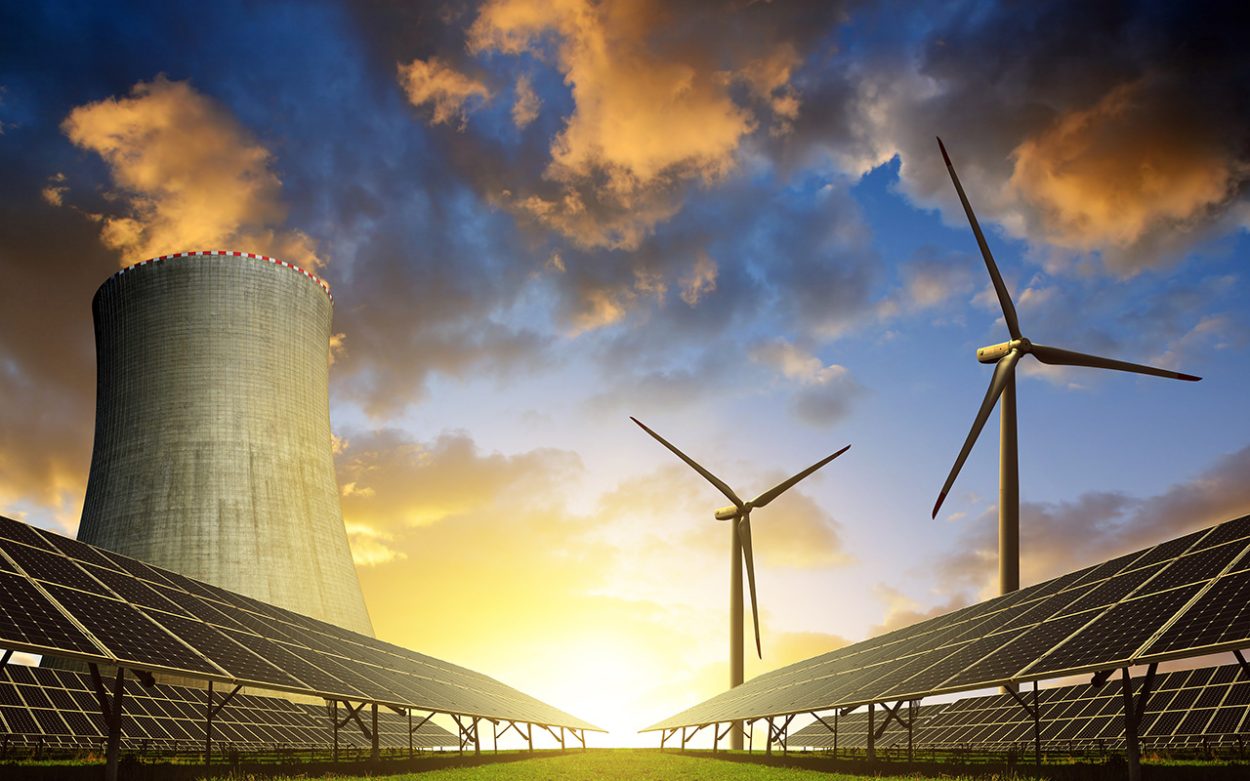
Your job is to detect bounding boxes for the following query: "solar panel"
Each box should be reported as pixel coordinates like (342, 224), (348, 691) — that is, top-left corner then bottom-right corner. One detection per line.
(0, 514), (599, 735)
(0, 573), (102, 656)
(789, 663), (1250, 751)
(0, 664), (456, 751)
(42, 585), (222, 675)
(646, 513), (1250, 732)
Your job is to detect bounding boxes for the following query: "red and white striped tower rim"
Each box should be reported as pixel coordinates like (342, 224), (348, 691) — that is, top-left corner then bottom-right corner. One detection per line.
(105, 250), (333, 303)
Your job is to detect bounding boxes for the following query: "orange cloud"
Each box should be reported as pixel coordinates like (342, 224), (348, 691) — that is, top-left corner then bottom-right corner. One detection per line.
(396, 57), (491, 128)
(512, 74), (541, 128)
(1010, 78), (1244, 273)
(679, 251), (718, 306)
(751, 340), (865, 426)
(61, 77), (321, 268)
(466, 0), (799, 249)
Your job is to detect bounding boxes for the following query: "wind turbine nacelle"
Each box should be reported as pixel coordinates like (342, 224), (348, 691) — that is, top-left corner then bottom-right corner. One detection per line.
(714, 506), (740, 521)
(977, 339), (1030, 364)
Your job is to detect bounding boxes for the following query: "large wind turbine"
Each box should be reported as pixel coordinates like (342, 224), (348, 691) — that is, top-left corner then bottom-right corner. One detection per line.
(631, 416), (849, 750)
(931, 137), (1201, 597)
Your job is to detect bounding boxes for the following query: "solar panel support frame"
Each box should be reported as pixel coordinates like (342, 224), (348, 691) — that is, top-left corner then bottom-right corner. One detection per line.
(370, 703), (380, 762)
(87, 662), (126, 781)
(1121, 663), (1158, 781)
(204, 679), (243, 768)
(409, 709), (435, 760)
(1233, 649), (1250, 680)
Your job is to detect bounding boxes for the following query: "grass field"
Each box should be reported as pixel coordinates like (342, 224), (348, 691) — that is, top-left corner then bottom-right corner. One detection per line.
(203, 749), (1043, 781)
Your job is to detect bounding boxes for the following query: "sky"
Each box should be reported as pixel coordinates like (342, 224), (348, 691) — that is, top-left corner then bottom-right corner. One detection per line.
(2, 0), (1250, 748)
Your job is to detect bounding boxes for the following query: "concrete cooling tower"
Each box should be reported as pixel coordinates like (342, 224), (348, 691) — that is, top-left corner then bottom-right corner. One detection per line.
(77, 250), (374, 636)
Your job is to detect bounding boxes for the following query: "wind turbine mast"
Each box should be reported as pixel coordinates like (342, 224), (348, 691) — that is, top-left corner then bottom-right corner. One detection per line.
(631, 417), (849, 749)
(932, 137), (1200, 597)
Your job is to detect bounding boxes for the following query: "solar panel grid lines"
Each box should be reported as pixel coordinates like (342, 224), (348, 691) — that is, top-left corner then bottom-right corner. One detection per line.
(2, 540), (112, 595)
(0, 665), (457, 750)
(787, 664), (1250, 751)
(145, 611), (304, 689)
(0, 572), (102, 657)
(1192, 515), (1250, 550)
(42, 585), (224, 676)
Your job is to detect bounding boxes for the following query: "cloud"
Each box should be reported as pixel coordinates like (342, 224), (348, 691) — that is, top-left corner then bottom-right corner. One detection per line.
(1008, 76), (1249, 273)
(935, 444), (1250, 598)
(397, 57), (491, 129)
(60, 77), (320, 268)
(511, 74), (540, 129)
(40, 172), (67, 206)
(775, 1), (1250, 276)
(336, 429), (581, 528)
(751, 340), (865, 426)
(871, 584), (972, 636)
(898, 246), (976, 311)
(679, 251), (718, 306)
(344, 521), (406, 567)
(462, 0), (843, 249)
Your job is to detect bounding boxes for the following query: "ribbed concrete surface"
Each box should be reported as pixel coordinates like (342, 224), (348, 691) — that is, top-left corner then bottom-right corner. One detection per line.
(77, 253), (374, 636)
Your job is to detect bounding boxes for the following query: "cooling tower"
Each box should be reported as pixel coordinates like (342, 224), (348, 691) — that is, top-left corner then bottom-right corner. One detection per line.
(77, 250), (374, 636)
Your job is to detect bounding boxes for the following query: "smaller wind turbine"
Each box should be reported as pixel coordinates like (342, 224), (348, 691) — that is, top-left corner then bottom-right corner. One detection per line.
(931, 137), (1201, 596)
(630, 416), (848, 656)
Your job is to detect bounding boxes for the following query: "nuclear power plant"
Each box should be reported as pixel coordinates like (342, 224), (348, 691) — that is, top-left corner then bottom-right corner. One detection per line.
(76, 250), (374, 636)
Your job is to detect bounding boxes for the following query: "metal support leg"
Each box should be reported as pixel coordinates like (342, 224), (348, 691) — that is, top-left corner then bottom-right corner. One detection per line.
(473, 716), (481, 756)
(1234, 649), (1250, 680)
(907, 700), (914, 762)
(371, 703), (380, 762)
(1120, 664), (1157, 781)
(206, 680), (214, 767)
(332, 700), (339, 763)
(1032, 681), (1042, 767)
(527, 722), (533, 753)
(89, 664), (127, 781)
(867, 703), (875, 762)
(765, 717), (773, 756)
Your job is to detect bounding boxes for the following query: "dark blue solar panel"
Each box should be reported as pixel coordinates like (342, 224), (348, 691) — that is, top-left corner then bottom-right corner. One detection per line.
(0, 542), (108, 594)
(45, 585), (218, 674)
(1029, 586), (1200, 676)
(0, 573), (101, 656)
(1145, 571), (1250, 655)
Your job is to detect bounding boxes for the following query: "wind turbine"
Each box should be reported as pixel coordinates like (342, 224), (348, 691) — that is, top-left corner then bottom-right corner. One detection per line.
(630, 416), (849, 750)
(931, 137), (1201, 597)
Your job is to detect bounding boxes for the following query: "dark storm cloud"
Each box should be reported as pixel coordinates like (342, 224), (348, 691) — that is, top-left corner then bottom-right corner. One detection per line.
(778, 0), (1250, 274)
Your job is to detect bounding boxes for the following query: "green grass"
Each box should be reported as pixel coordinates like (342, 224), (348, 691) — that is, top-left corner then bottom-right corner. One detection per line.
(209, 749), (1042, 780)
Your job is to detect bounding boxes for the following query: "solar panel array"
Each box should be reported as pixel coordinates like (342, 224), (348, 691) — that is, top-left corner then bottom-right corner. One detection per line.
(0, 664), (456, 750)
(787, 663), (1250, 751)
(648, 514), (1250, 731)
(0, 515), (598, 733)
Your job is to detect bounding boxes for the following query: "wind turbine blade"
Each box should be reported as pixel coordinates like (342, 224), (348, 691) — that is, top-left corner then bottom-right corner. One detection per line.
(932, 350), (1021, 518)
(1030, 344), (1201, 381)
(937, 137), (1022, 340)
(751, 444), (852, 509)
(629, 417), (744, 507)
(738, 516), (762, 659)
